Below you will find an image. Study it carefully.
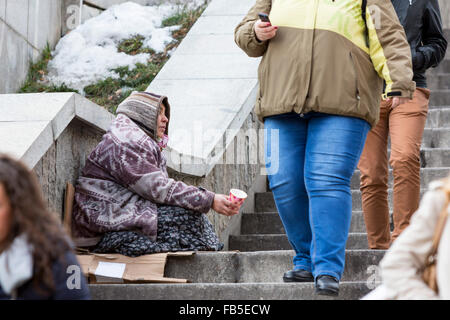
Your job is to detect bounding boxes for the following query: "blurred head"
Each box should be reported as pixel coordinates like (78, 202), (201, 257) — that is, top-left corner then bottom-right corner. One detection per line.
(0, 154), (71, 294)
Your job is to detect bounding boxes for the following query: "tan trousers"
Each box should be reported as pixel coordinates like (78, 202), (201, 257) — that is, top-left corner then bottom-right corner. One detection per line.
(358, 88), (430, 249)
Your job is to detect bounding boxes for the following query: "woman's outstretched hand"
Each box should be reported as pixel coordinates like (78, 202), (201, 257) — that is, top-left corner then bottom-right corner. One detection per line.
(212, 194), (240, 216)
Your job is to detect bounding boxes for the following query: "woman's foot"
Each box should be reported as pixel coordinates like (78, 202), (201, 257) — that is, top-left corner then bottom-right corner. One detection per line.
(283, 269), (314, 282)
(315, 275), (339, 296)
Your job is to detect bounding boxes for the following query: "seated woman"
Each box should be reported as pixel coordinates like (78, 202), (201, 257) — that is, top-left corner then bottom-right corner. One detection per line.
(71, 91), (240, 257)
(0, 155), (90, 300)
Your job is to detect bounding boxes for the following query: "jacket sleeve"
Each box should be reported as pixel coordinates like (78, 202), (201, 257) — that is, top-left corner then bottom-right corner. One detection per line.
(437, 207), (450, 300)
(366, 0), (416, 99)
(379, 186), (447, 300)
(234, 0), (271, 58)
(120, 141), (215, 214)
(51, 251), (91, 300)
(414, 0), (448, 71)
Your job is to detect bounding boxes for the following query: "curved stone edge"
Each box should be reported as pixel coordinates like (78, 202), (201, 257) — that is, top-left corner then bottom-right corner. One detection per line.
(0, 92), (114, 168)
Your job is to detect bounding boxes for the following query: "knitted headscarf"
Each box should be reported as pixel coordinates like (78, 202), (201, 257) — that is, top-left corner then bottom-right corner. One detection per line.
(116, 91), (170, 149)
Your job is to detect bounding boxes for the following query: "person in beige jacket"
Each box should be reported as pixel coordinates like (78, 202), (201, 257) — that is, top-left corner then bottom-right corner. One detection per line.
(363, 176), (450, 299)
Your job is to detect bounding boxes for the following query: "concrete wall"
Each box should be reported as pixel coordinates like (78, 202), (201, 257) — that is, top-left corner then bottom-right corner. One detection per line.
(33, 117), (105, 220)
(439, 0), (450, 29)
(167, 108), (266, 250)
(0, 0), (62, 94)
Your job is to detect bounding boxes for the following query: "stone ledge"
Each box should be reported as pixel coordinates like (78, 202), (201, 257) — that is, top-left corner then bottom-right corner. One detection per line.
(88, 282), (373, 300)
(0, 92), (114, 168)
(147, 0), (259, 178)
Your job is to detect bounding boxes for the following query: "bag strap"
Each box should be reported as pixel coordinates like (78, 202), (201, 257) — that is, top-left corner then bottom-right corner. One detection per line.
(427, 191), (450, 262)
(362, 0), (367, 25)
(430, 200), (449, 255)
(361, 0), (369, 47)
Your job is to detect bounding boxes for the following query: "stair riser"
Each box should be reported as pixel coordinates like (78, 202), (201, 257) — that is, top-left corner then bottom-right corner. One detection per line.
(163, 250), (385, 283)
(427, 60), (450, 75)
(421, 129), (450, 148)
(420, 149), (450, 167)
(241, 211), (391, 234)
(425, 108), (450, 128)
(255, 190), (426, 212)
(229, 233), (370, 251)
(430, 91), (450, 106)
(88, 282), (373, 300)
(427, 74), (450, 90)
(380, 149), (449, 168)
(350, 168), (450, 191)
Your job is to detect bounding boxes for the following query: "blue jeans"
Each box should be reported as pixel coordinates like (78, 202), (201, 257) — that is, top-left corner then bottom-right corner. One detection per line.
(264, 112), (370, 280)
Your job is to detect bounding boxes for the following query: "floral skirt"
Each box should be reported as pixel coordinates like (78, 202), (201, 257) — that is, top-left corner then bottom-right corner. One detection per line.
(92, 205), (224, 257)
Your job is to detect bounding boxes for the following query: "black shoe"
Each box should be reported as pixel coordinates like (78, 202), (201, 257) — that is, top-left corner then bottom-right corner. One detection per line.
(283, 269), (314, 283)
(315, 275), (339, 296)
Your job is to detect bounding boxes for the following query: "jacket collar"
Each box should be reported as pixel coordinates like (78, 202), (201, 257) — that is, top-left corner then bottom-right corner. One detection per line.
(0, 235), (34, 295)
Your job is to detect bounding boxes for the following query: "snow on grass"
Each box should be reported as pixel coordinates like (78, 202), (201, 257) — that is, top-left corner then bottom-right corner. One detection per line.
(46, 1), (205, 94)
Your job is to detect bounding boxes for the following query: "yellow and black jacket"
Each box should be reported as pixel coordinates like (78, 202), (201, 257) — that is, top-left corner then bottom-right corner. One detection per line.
(235, 0), (416, 127)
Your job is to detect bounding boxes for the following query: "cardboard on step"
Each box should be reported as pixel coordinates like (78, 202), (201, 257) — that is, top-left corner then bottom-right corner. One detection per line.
(76, 251), (195, 284)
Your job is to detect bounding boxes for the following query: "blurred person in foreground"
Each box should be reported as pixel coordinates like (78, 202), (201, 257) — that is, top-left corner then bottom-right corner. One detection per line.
(362, 175), (450, 300)
(0, 155), (90, 300)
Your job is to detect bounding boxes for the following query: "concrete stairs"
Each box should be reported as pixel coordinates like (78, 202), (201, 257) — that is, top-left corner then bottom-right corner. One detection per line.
(226, 59), (450, 299)
(89, 35), (450, 300)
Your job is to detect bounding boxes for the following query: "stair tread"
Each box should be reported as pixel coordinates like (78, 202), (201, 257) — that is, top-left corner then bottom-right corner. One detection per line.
(89, 282), (374, 300)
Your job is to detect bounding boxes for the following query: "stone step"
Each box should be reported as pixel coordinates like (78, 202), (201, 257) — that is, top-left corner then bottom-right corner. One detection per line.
(378, 148), (450, 168)
(89, 281), (373, 300)
(161, 250), (385, 283)
(422, 128), (450, 148)
(256, 189), (427, 212)
(429, 90), (450, 106)
(425, 107), (450, 128)
(420, 148), (450, 167)
(241, 210), (391, 234)
(350, 167), (450, 191)
(229, 233), (370, 251)
(427, 59), (450, 75)
(427, 74), (450, 90)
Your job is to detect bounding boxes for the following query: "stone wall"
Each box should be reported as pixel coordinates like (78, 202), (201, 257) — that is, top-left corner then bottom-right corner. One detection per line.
(167, 109), (267, 249)
(0, 0), (62, 94)
(33, 117), (104, 220)
(439, 0), (450, 29)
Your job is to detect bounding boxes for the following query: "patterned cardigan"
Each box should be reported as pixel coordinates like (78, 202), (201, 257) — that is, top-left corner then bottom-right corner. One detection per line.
(71, 114), (215, 247)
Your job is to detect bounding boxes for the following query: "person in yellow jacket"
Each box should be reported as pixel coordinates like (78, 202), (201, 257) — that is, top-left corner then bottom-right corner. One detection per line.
(235, 0), (415, 296)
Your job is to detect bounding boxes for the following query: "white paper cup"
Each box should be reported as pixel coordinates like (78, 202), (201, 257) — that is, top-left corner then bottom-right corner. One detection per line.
(229, 188), (248, 205)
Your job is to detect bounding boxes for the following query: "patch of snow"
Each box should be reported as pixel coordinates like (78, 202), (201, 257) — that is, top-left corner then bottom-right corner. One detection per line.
(46, 1), (206, 94)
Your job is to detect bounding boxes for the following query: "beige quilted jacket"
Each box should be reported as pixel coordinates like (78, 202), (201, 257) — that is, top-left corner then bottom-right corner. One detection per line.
(364, 179), (450, 300)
